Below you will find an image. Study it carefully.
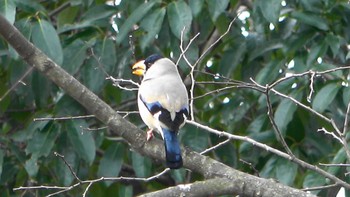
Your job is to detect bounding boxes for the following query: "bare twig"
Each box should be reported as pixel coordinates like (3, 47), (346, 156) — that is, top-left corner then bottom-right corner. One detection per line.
(34, 115), (95, 121)
(14, 165), (171, 196)
(200, 139), (231, 155)
(178, 27), (200, 120)
(319, 163), (350, 167)
(264, 84), (294, 156)
(107, 76), (139, 91)
(317, 128), (343, 144)
(54, 152), (81, 182)
(186, 120), (350, 189)
(0, 66), (34, 102)
(302, 184), (339, 191)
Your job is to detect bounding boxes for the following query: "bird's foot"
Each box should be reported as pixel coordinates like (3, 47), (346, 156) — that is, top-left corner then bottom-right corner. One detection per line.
(146, 129), (154, 141)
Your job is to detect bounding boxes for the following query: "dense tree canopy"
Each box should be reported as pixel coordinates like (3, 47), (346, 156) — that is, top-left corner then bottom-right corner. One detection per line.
(1, 0), (350, 196)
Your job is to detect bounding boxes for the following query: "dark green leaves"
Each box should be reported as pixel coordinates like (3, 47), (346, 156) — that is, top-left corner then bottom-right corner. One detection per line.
(257, 0), (283, 24)
(98, 143), (124, 186)
(274, 91), (303, 135)
(0, 0), (16, 24)
(32, 19), (63, 65)
(140, 8), (166, 51)
(207, 0), (229, 22)
(66, 120), (96, 165)
(291, 11), (329, 31)
(167, 0), (193, 40)
(62, 39), (89, 74)
(312, 83), (340, 113)
(116, 1), (159, 44)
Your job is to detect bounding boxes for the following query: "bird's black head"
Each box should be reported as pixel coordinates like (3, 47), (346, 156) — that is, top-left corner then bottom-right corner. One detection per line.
(144, 54), (163, 70)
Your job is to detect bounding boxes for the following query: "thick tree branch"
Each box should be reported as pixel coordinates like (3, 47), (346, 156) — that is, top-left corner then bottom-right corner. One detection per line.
(0, 14), (314, 196)
(140, 178), (314, 197)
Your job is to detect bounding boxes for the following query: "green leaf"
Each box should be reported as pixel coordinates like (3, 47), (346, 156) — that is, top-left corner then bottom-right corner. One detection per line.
(140, 7), (166, 51)
(13, 0), (45, 13)
(274, 91), (303, 136)
(306, 41), (327, 66)
(25, 122), (60, 157)
(116, 1), (159, 44)
(81, 4), (116, 22)
(206, 0), (229, 22)
(291, 11), (329, 31)
(0, 0), (16, 24)
(189, 0), (204, 17)
(327, 148), (345, 176)
(219, 42), (246, 77)
(167, 0), (193, 40)
(97, 37), (117, 74)
(98, 143), (124, 186)
(62, 39), (88, 74)
(260, 156), (297, 186)
(257, 0), (282, 23)
(275, 157), (297, 186)
(32, 19), (63, 65)
(11, 115), (51, 142)
(181, 124), (208, 152)
(25, 154), (39, 177)
(312, 83), (340, 113)
(66, 120), (96, 165)
(0, 149), (4, 178)
(303, 171), (325, 194)
(255, 59), (283, 85)
(325, 34), (341, 57)
(32, 70), (50, 108)
(132, 152), (152, 178)
(249, 40), (283, 62)
(343, 87), (350, 106)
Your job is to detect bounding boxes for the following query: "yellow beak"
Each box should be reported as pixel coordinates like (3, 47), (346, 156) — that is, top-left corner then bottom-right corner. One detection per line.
(132, 60), (146, 76)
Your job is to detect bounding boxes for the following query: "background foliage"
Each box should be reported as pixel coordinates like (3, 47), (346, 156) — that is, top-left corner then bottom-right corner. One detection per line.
(1, 0), (350, 196)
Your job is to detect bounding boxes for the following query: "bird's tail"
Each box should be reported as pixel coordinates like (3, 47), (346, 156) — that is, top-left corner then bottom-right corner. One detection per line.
(162, 128), (182, 169)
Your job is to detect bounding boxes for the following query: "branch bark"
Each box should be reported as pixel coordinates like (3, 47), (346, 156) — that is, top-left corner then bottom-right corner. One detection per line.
(0, 14), (314, 196)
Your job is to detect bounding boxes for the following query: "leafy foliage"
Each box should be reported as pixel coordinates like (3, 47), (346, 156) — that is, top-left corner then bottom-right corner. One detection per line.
(0, 0), (350, 196)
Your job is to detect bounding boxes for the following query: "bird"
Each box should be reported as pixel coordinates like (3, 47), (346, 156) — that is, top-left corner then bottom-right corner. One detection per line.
(132, 54), (189, 169)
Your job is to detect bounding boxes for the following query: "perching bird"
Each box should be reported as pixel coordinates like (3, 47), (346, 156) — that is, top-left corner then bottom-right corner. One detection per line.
(132, 54), (189, 169)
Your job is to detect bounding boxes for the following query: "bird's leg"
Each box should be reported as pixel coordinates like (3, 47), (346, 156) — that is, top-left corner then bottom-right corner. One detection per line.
(146, 129), (154, 141)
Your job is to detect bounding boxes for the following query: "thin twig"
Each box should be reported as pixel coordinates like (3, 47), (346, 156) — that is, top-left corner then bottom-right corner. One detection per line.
(264, 84), (294, 156)
(186, 120), (350, 189)
(317, 128), (343, 144)
(0, 66), (34, 102)
(107, 76), (139, 91)
(54, 152), (82, 182)
(200, 139), (231, 155)
(302, 183), (339, 191)
(178, 27), (200, 120)
(34, 115), (95, 121)
(319, 163), (350, 167)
